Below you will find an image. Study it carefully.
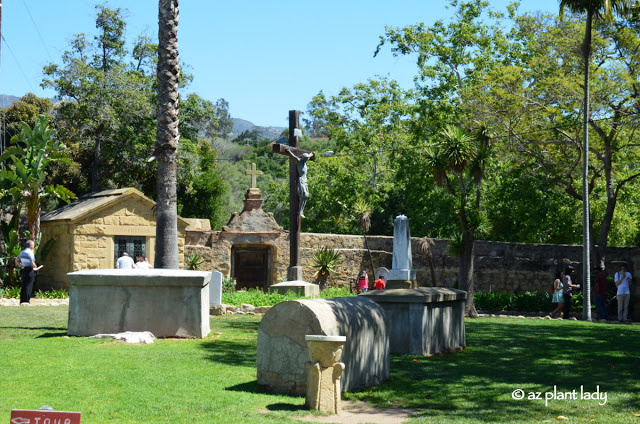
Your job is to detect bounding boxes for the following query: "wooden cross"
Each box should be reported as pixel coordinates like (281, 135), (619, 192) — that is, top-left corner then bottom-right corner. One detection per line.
(245, 163), (263, 188)
(272, 110), (316, 281)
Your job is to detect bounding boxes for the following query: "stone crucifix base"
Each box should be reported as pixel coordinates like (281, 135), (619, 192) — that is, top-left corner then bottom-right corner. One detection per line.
(268, 266), (319, 297)
(304, 335), (346, 414)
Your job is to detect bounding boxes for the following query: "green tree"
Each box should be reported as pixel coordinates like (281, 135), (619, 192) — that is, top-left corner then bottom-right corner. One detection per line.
(42, 5), (156, 193)
(177, 138), (228, 229)
(466, 11), (640, 273)
(180, 94), (232, 141)
(154, 0), (180, 269)
(0, 94), (54, 143)
(0, 115), (75, 241)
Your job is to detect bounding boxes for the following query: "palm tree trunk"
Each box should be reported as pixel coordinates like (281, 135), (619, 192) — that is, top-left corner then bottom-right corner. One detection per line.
(154, 0), (180, 269)
(581, 10), (593, 321)
(363, 233), (375, 278)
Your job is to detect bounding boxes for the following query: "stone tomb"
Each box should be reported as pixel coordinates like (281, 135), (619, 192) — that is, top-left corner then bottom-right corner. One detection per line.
(257, 297), (389, 395)
(363, 287), (466, 355)
(68, 269), (211, 338)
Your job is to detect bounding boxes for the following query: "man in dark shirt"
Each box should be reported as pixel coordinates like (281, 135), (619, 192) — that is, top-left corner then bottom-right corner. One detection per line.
(593, 266), (608, 321)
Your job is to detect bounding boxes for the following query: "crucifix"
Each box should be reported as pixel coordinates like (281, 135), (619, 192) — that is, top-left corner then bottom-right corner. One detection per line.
(245, 163), (263, 188)
(273, 110), (316, 281)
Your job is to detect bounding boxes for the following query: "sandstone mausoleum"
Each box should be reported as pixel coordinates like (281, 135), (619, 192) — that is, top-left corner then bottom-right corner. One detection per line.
(39, 188), (190, 289)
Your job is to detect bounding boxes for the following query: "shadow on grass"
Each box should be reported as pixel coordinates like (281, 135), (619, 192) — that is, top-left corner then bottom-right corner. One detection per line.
(37, 331), (68, 338)
(0, 326), (66, 335)
(200, 339), (257, 367)
(264, 403), (307, 412)
(350, 319), (640, 422)
(225, 380), (304, 400)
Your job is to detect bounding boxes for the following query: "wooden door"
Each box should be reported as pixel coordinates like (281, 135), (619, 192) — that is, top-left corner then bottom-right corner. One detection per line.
(232, 247), (270, 291)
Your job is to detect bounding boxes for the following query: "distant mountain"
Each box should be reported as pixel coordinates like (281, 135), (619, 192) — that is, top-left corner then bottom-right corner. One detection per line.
(1, 95), (21, 108)
(230, 118), (285, 141)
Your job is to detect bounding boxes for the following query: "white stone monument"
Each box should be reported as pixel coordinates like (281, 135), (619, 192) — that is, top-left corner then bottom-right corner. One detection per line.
(387, 214), (417, 289)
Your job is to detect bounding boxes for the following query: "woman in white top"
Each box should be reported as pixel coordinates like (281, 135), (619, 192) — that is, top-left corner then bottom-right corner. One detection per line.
(135, 256), (153, 270)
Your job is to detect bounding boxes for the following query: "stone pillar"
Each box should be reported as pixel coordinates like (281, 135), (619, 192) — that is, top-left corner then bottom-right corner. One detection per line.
(304, 335), (346, 414)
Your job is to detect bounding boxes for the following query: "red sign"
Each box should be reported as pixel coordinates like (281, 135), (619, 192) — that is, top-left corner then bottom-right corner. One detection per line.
(10, 410), (81, 424)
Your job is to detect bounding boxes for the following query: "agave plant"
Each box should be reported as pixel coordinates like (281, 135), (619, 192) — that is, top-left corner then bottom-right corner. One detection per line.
(310, 247), (340, 290)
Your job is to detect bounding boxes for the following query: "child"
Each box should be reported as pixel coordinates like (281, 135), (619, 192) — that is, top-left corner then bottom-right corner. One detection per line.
(374, 275), (386, 290)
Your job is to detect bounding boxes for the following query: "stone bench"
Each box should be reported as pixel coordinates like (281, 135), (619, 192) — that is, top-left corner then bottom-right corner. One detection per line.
(67, 269), (211, 338)
(257, 297), (389, 396)
(363, 287), (466, 355)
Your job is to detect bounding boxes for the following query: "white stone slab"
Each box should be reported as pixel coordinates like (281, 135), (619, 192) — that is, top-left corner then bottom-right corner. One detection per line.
(210, 270), (223, 305)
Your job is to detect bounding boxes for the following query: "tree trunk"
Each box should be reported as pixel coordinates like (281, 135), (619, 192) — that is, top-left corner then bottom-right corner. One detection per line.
(91, 124), (104, 193)
(460, 232), (477, 317)
(581, 10), (593, 321)
(363, 233), (375, 278)
(154, 0), (180, 269)
(458, 210), (477, 317)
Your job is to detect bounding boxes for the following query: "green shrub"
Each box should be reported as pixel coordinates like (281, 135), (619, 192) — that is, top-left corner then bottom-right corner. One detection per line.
(1, 287), (69, 299)
(474, 290), (584, 313)
(34, 289), (69, 299)
(222, 276), (237, 293)
(1, 286), (20, 298)
(474, 292), (512, 311)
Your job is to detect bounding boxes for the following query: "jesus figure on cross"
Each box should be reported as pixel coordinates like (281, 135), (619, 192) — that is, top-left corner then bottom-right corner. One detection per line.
(286, 147), (313, 218)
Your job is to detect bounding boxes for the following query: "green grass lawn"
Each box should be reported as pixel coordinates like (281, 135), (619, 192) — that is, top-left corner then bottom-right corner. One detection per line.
(0, 307), (638, 423)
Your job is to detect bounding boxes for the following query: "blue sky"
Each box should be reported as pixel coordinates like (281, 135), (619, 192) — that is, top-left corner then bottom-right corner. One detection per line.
(1, 0), (560, 127)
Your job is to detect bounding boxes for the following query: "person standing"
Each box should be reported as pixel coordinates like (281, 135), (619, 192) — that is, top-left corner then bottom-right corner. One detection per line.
(357, 270), (369, 293)
(551, 272), (564, 318)
(593, 266), (609, 321)
(374, 275), (386, 290)
(18, 240), (43, 304)
(135, 256), (153, 270)
(562, 266), (579, 319)
(614, 264), (632, 322)
(116, 252), (136, 269)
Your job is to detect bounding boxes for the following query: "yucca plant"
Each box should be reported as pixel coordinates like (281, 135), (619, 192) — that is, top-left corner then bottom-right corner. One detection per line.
(310, 247), (340, 290)
(417, 236), (436, 286)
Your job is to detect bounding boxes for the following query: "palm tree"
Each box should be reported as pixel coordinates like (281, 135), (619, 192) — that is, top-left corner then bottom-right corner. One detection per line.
(353, 198), (376, 278)
(154, 0), (180, 268)
(0, 115), (75, 241)
(424, 125), (491, 317)
(417, 236), (436, 286)
(559, 0), (634, 321)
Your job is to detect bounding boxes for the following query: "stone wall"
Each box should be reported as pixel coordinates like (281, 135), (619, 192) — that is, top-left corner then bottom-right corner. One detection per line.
(187, 230), (640, 295)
